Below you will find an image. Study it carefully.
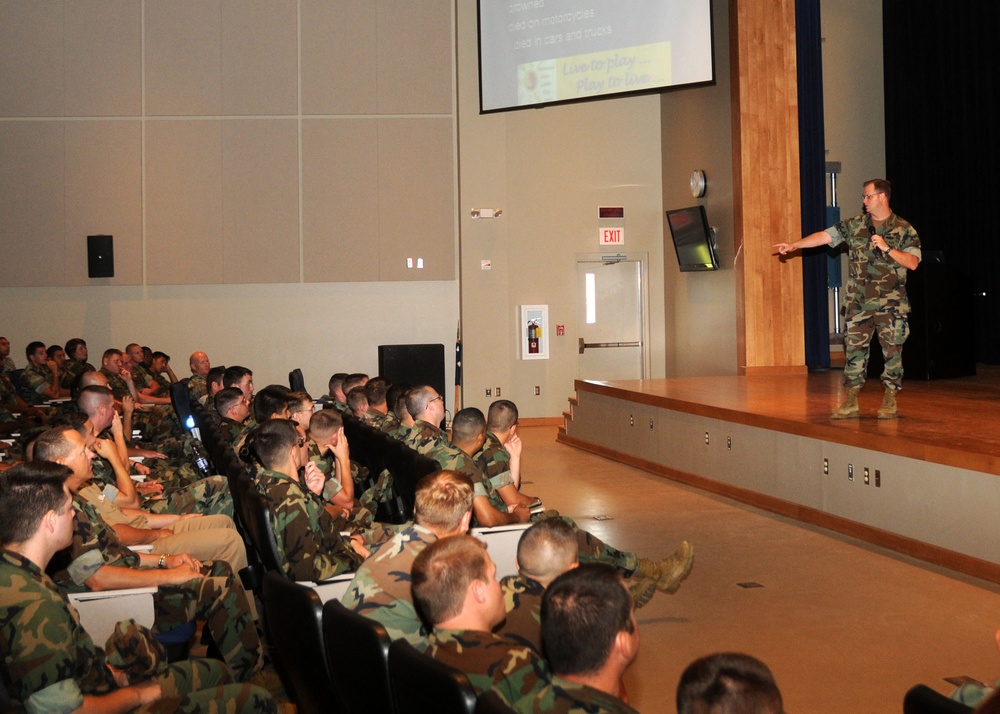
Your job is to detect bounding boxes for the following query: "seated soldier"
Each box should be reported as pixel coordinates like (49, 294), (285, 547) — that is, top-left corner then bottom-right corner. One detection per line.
(382, 385), (414, 439)
(33, 427), (266, 683)
(0, 361), (49, 426)
(476, 399), (538, 506)
(149, 350), (178, 395)
(363, 376), (391, 428)
(347, 386), (369, 420)
(306, 409), (356, 510)
(322, 372), (350, 413)
(497, 518), (580, 655)
(341, 470), (474, 646)
(61, 337), (96, 391)
(0, 335), (13, 372)
(287, 390), (315, 430)
(519, 564), (642, 713)
(47, 344), (67, 373)
(411, 534), (549, 705)
(223, 366), (254, 411)
(78, 385), (232, 517)
(216, 387), (252, 448)
(419, 404), (694, 603)
(201, 365), (228, 415)
(125, 343), (164, 399)
(676, 653), (784, 714)
(0, 462), (277, 713)
(41, 420), (250, 586)
(20, 340), (69, 404)
(244, 418), (364, 581)
(187, 351), (212, 403)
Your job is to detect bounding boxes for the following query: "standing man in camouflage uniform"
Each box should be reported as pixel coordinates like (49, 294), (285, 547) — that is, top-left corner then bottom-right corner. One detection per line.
(341, 470), (475, 647)
(775, 179), (921, 419)
(0, 462), (277, 713)
(411, 534), (549, 705)
(517, 564), (640, 713)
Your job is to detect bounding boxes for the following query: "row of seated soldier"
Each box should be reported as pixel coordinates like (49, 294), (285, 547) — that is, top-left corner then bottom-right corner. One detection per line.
(0, 336), (810, 713)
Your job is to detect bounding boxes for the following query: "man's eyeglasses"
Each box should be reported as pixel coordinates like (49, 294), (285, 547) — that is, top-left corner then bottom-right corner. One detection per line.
(861, 192), (883, 200)
(430, 396), (444, 404)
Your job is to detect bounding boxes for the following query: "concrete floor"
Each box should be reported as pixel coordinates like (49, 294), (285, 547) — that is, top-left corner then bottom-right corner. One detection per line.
(519, 425), (1000, 713)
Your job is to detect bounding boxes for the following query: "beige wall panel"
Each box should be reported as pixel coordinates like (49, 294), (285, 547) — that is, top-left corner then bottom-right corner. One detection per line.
(377, 118), (455, 282)
(0, 123), (65, 286)
(0, 2), (63, 116)
(145, 121), (223, 284)
(145, 0), (222, 116)
(221, 120), (299, 284)
(64, 121), (142, 286)
(301, 0), (377, 115)
(221, 0), (297, 116)
(64, 0), (141, 117)
(302, 119), (380, 282)
(377, 0), (453, 115)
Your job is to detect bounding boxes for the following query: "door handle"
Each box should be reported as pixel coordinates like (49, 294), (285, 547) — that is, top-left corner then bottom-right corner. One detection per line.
(578, 338), (642, 354)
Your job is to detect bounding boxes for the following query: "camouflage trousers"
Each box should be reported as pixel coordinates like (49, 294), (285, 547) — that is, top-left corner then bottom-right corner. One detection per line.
(148, 475), (234, 519)
(844, 308), (909, 390)
(142, 658), (276, 713)
(533, 515), (638, 576)
(135, 405), (184, 445)
(153, 560), (263, 682)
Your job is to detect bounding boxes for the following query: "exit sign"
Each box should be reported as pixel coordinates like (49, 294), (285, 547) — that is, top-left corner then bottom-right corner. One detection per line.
(599, 227), (624, 246)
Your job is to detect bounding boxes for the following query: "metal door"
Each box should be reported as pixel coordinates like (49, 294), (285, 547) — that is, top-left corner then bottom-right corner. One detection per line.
(576, 255), (646, 381)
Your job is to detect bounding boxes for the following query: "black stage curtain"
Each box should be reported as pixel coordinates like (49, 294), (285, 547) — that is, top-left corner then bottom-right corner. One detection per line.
(796, 0), (830, 370)
(883, 2), (1000, 363)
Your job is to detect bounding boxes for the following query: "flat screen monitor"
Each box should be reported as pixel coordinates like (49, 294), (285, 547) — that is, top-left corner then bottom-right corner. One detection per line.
(478, 0), (715, 113)
(666, 205), (718, 272)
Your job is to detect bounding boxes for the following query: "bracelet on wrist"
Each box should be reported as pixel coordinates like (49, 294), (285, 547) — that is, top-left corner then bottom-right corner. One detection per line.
(157, 554), (167, 569)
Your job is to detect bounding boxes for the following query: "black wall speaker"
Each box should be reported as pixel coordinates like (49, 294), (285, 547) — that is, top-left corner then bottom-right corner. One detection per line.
(87, 235), (114, 278)
(378, 344), (446, 410)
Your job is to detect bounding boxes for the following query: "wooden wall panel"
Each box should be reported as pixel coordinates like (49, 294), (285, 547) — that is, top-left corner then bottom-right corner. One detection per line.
(731, 0), (806, 374)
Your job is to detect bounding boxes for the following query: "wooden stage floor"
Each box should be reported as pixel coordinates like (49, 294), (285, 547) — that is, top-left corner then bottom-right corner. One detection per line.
(568, 366), (1000, 478)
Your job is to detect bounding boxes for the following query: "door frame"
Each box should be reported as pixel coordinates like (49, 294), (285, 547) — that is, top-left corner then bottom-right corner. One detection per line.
(574, 251), (651, 380)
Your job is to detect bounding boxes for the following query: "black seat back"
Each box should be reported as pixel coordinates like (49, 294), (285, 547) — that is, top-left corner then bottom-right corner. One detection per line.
(903, 685), (974, 714)
(388, 639), (476, 714)
(322, 599), (395, 714)
(289, 368), (305, 392)
(262, 572), (345, 714)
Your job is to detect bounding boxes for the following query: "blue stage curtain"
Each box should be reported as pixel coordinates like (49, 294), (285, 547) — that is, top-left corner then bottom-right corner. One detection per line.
(796, 0), (830, 370)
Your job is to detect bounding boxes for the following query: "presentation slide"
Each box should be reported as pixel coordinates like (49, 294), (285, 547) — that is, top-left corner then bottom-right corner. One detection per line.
(479, 0), (714, 113)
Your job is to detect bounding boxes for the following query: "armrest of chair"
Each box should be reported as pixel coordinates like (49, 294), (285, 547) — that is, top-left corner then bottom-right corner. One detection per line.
(308, 573), (356, 603)
(68, 587), (158, 646)
(130, 544), (154, 554)
(470, 523), (533, 580)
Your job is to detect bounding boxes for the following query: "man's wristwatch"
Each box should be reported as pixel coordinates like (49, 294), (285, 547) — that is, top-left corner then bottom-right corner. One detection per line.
(883, 246), (892, 256)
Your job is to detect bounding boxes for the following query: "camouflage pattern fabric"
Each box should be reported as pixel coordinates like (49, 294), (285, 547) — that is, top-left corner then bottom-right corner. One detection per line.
(379, 411), (401, 435)
(517, 675), (640, 713)
(147, 475), (235, 519)
(424, 629), (549, 705)
(474, 431), (516, 490)
(1, 356), (13, 372)
(402, 419), (447, 452)
(152, 371), (172, 395)
(53, 496), (263, 682)
(827, 212), (921, 390)
(365, 411), (387, 429)
(187, 375), (208, 404)
(340, 523), (437, 647)
(220, 417), (251, 450)
(1, 549), (118, 707)
(130, 363), (156, 392)
(0, 553), (275, 713)
(19, 363), (55, 404)
(61, 359), (96, 390)
(254, 467), (362, 581)
(497, 574), (545, 654)
(104, 619), (167, 678)
(0, 370), (18, 409)
(101, 367), (133, 401)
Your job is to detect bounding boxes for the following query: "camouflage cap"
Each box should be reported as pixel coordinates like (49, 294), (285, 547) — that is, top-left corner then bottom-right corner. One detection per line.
(104, 619), (167, 678)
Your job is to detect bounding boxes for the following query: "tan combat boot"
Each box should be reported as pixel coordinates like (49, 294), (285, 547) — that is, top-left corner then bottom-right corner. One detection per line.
(657, 540), (695, 593)
(877, 388), (898, 419)
(831, 386), (862, 419)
